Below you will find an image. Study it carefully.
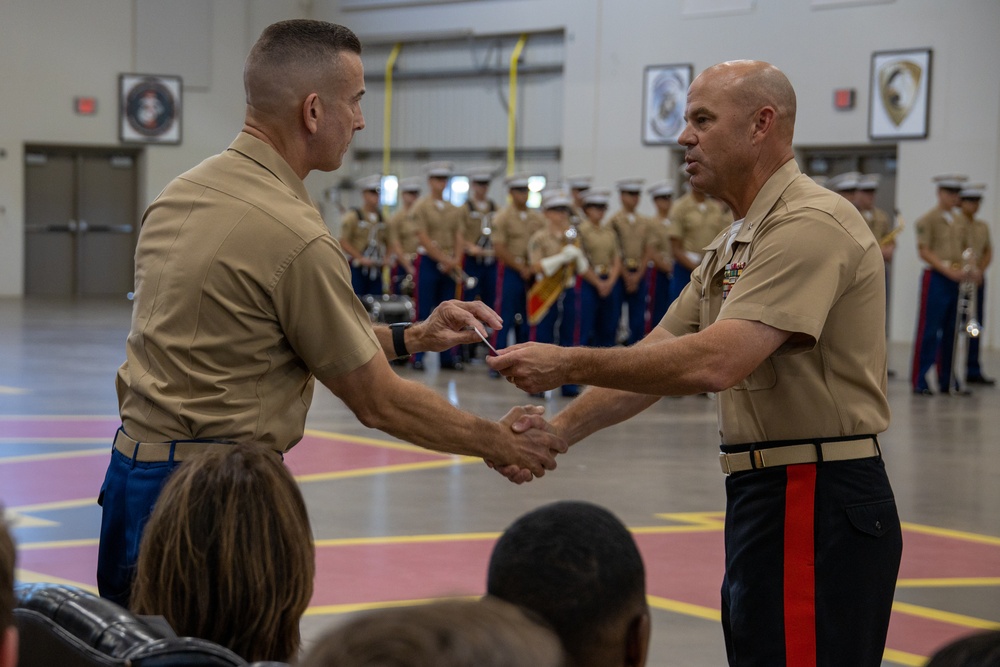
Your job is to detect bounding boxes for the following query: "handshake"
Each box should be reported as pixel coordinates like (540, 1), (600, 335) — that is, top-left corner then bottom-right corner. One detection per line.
(539, 245), (589, 277)
(490, 403), (568, 485)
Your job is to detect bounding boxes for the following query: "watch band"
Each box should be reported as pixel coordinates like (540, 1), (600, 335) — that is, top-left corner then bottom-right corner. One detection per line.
(390, 322), (411, 358)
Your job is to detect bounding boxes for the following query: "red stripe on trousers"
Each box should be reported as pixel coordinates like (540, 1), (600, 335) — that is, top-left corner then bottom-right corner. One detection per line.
(784, 464), (817, 667)
(911, 268), (932, 389)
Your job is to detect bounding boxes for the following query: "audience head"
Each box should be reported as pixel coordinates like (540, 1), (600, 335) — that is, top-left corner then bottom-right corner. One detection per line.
(925, 630), (1000, 667)
(1, 511), (18, 667)
(487, 501), (650, 667)
(299, 598), (564, 667)
(130, 443), (314, 663)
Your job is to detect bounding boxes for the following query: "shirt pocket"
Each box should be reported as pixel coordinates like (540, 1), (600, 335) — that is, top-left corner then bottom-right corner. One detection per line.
(733, 357), (776, 391)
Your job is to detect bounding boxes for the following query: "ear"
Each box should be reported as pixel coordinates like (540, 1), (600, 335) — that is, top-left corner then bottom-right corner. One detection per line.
(625, 611), (651, 667)
(302, 93), (321, 135)
(1, 626), (18, 667)
(750, 106), (777, 144)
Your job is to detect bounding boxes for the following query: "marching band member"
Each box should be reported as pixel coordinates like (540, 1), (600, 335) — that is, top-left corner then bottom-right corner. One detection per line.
(608, 178), (654, 345)
(410, 161), (465, 370)
(577, 187), (623, 349)
(526, 190), (588, 397)
(490, 173), (546, 375)
(338, 174), (386, 297)
(386, 176), (422, 296)
(647, 180), (675, 326)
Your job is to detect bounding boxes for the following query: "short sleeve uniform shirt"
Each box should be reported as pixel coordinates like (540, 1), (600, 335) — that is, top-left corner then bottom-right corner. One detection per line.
(661, 160), (890, 445)
(116, 133), (380, 451)
(491, 205), (545, 264)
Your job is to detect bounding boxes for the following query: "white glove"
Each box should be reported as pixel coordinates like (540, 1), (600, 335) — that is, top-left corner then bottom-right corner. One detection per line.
(540, 253), (567, 277)
(575, 253), (589, 274)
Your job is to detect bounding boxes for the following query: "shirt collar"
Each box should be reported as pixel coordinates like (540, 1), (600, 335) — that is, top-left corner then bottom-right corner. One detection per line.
(227, 132), (315, 207)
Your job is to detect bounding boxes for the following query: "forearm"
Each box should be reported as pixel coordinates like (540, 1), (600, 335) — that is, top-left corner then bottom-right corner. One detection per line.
(551, 386), (659, 446)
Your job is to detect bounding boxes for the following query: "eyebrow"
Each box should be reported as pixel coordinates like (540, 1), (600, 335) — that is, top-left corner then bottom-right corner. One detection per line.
(684, 105), (714, 121)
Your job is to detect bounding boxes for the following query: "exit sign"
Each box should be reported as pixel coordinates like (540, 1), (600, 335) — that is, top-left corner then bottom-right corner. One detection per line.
(834, 88), (855, 110)
(74, 96), (97, 115)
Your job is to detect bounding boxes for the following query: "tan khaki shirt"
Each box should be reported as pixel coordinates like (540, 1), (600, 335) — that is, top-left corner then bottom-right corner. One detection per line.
(387, 207), (419, 256)
(915, 207), (963, 266)
(661, 160), (890, 445)
(647, 216), (674, 269)
(608, 210), (652, 267)
(953, 212), (991, 263)
(411, 196), (460, 253)
(669, 193), (733, 252)
(492, 205), (546, 264)
(862, 207), (892, 243)
(340, 208), (385, 259)
(579, 220), (621, 271)
(116, 133), (380, 451)
(463, 198), (496, 246)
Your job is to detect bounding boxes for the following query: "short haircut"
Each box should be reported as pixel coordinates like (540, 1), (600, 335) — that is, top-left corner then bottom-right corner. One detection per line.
(487, 501), (647, 662)
(0, 512), (14, 631)
(244, 19), (362, 112)
(299, 598), (565, 667)
(130, 444), (314, 663)
(926, 630), (1000, 667)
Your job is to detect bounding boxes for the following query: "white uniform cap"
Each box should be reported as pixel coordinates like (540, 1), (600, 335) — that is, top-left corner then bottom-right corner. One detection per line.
(856, 174), (881, 191)
(933, 174), (968, 190)
(398, 176), (423, 193)
(616, 178), (645, 193)
(647, 180), (675, 198)
(960, 183), (986, 199)
(356, 174), (383, 192)
(423, 161), (454, 178)
(811, 175), (829, 188)
(582, 187), (612, 206)
(505, 173), (532, 189)
(541, 189), (573, 210)
(828, 171), (862, 192)
(567, 175), (592, 190)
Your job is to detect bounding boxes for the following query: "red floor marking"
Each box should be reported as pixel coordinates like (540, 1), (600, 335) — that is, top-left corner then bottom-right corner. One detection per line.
(0, 417), (120, 439)
(886, 609), (990, 659)
(285, 435), (449, 476)
(18, 545), (98, 589)
(0, 456), (109, 506)
(313, 540), (494, 606)
(898, 530), (1000, 579)
(639, 532), (726, 609)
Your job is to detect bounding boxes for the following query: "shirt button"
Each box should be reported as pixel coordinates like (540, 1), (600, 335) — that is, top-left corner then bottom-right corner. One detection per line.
(875, 520), (882, 531)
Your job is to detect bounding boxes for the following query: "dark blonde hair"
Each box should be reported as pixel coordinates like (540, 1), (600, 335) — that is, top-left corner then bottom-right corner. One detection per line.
(130, 444), (314, 662)
(0, 512), (14, 631)
(299, 598), (565, 667)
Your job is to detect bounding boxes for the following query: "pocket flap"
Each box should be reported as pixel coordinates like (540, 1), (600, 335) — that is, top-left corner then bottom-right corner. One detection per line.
(845, 499), (897, 538)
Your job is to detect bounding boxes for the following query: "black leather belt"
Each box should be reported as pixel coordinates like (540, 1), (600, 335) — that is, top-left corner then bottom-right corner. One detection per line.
(719, 436), (879, 475)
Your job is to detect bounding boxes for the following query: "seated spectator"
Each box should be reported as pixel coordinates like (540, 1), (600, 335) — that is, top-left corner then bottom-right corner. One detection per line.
(298, 598), (564, 667)
(1, 511), (17, 667)
(925, 630), (1000, 666)
(487, 500), (650, 667)
(130, 444), (313, 663)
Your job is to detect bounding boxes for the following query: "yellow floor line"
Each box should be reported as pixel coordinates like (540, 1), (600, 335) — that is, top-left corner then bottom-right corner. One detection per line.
(892, 601), (1000, 630)
(305, 595), (478, 616)
(646, 594), (721, 621)
(882, 648), (929, 666)
(897, 577), (1000, 588)
(0, 447), (107, 463)
(295, 457), (478, 483)
(15, 568), (98, 594)
(902, 521), (1000, 545)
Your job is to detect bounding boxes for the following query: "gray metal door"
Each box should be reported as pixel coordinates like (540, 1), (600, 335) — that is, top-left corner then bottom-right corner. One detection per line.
(24, 146), (140, 296)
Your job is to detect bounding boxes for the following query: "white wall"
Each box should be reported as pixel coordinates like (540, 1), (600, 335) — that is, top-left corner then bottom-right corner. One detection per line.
(1, 0), (997, 351)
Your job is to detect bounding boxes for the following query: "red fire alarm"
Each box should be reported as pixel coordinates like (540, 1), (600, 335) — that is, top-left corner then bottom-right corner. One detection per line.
(834, 88), (855, 110)
(74, 96), (97, 115)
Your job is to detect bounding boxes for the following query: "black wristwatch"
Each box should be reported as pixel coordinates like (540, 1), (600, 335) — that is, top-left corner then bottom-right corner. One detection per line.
(390, 322), (412, 358)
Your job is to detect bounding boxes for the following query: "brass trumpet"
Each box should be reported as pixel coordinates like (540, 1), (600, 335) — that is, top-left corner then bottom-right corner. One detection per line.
(951, 248), (982, 393)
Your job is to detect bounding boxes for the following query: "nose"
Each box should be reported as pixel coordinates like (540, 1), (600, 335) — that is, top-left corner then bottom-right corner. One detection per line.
(677, 122), (694, 147)
(355, 109), (366, 132)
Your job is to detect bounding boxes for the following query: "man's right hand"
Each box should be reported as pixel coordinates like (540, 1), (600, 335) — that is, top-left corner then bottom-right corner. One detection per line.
(490, 405), (567, 482)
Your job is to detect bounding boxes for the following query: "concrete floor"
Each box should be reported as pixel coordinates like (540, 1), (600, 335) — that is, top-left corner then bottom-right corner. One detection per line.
(1, 296), (998, 666)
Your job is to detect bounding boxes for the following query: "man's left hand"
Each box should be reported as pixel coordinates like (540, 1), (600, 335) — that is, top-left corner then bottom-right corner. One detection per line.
(410, 299), (502, 352)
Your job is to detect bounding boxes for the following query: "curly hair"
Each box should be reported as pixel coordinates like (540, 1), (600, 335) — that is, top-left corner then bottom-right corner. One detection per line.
(130, 443), (314, 662)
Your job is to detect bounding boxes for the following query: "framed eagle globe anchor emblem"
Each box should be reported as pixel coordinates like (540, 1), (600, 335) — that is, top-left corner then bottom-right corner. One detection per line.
(119, 73), (182, 144)
(868, 49), (931, 140)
